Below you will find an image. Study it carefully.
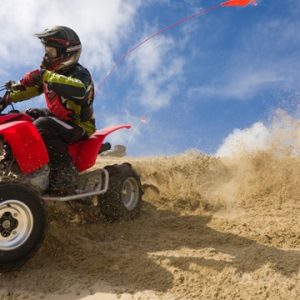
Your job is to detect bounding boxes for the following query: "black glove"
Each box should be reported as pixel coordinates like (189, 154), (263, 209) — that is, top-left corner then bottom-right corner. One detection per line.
(4, 81), (26, 92)
(25, 108), (51, 119)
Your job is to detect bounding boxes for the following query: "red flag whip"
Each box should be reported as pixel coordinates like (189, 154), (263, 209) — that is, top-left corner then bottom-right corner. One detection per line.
(221, 0), (257, 7)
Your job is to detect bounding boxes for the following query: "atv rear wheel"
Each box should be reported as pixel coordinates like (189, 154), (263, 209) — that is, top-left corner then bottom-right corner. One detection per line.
(0, 181), (47, 271)
(99, 163), (142, 221)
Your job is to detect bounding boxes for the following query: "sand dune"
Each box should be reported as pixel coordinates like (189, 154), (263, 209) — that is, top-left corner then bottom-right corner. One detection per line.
(0, 150), (299, 299)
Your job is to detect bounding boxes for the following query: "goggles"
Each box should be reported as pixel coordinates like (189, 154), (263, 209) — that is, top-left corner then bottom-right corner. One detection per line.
(44, 46), (58, 59)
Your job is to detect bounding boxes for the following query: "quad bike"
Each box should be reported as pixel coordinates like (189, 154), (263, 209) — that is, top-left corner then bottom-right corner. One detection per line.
(0, 84), (142, 271)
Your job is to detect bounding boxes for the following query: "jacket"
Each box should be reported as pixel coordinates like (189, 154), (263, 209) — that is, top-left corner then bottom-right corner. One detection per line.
(8, 63), (96, 136)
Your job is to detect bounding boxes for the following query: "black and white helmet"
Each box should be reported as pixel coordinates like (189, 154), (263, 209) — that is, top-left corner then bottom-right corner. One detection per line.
(35, 26), (82, 71)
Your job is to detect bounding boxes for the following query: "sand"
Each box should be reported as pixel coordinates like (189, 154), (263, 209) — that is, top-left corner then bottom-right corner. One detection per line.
(0, 150), (299, 299)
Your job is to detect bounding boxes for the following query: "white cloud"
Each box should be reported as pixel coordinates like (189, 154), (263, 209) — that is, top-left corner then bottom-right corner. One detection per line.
(189, 69), (283, 101)
(216, 110), (300, 157)
(0, 0), (142, 75)
(128, 35), (185, 110)
(216, 122), (270, 157)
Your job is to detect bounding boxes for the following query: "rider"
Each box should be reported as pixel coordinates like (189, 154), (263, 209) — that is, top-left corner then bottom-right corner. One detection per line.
(0, 26), (96, 193)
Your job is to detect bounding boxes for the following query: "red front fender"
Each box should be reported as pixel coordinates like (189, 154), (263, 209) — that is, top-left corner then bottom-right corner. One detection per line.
(0, 121), (49, 174)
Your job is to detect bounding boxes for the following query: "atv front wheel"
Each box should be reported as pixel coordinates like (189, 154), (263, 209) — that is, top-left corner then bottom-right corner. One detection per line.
(0, 181), (47, 271)
(99, 163), (142, 221)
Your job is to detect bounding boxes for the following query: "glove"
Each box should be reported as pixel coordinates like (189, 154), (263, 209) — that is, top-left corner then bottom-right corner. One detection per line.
(25, 108), (50, 119)
(20, 69), (45, 87)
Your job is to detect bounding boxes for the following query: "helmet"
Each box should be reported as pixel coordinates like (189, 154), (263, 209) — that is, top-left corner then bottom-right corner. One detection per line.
(35, 26), (81, 71)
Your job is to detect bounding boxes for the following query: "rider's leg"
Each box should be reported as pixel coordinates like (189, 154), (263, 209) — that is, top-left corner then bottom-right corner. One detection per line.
(33, 116), (86, 193)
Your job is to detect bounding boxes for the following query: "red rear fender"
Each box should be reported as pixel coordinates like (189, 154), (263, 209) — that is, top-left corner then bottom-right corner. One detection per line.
(69, 124), (131, 172)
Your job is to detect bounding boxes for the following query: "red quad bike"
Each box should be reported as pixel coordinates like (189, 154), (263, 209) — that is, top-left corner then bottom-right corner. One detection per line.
(0, 86), (142, 271)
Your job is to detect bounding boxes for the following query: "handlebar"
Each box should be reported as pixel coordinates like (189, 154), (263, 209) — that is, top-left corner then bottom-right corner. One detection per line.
(0, 81), (22, 113)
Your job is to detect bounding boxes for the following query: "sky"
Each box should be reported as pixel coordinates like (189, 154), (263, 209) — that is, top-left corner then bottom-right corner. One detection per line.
(0, 0), (299, 157)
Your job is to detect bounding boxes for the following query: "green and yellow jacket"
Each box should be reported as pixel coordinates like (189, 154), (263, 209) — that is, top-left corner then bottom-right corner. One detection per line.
(9, 63), (96, 136)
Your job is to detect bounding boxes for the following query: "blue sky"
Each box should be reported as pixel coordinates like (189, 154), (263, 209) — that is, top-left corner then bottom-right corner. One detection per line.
(0, 0), (299, 156)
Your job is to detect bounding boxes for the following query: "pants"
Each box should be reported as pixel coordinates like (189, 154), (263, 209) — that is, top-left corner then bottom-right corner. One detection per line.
(33, 116), (86, 163)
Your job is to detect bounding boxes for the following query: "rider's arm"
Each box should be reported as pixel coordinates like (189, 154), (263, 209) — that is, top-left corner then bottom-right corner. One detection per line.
(8, 86), (42, 102)
(42, 70), (89, 103)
